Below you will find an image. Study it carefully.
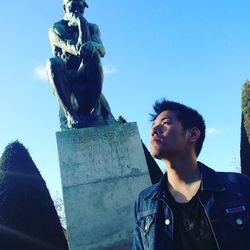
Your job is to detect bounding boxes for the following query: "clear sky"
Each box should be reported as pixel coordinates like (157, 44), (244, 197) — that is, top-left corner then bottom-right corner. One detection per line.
(0, 0), (249, 196)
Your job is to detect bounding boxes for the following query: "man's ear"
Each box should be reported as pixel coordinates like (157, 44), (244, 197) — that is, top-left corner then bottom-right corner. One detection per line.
(63, 4), (66, 12)
(188, 127), (201, 143)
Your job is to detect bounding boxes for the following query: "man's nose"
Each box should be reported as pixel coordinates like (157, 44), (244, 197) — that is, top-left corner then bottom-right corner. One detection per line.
(151, 125), (161, 136)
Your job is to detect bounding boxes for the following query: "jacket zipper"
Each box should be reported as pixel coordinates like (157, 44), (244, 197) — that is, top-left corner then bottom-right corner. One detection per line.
(198, 195), (220, 250)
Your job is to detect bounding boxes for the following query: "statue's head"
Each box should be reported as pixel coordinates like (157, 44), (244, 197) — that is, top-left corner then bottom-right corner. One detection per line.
(63, 0), (88, 10)
(63, 0), (88, 21)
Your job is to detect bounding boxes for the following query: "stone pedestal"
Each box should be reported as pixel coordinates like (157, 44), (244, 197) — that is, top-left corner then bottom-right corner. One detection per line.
(56, 123), (151, 250)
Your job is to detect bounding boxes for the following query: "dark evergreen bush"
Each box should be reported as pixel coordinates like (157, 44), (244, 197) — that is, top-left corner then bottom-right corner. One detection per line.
(0, 141), (68, 250)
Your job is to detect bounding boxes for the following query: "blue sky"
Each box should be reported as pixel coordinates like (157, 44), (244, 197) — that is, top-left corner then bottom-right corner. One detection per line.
(0, 0), (249, 196)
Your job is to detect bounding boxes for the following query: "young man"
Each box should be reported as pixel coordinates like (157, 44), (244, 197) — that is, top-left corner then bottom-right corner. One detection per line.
(133, 99), (250, 250)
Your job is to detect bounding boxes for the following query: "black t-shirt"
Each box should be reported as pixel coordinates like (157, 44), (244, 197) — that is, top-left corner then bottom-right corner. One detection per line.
(166, 189), (218, 250)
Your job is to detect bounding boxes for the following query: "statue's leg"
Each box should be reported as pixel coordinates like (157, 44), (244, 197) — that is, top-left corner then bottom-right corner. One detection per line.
(46, 57), (81, 128)
(100, 94), (117, 123)
(77, 51), (103, 120)
(59, 106), (68, 130)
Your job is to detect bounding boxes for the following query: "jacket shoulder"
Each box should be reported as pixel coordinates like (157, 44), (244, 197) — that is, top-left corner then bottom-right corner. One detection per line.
(216, 171), (250, 195)
(217, 171), (250, 183)
(138, 183), (159, 200)
(134, 183), (160, 216)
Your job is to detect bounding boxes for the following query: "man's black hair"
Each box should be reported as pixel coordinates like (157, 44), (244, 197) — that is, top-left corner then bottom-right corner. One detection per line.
(151, 99), (206, 157)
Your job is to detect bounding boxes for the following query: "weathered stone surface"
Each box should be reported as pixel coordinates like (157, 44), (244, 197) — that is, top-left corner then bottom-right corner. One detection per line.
(56, 123), (151, 250)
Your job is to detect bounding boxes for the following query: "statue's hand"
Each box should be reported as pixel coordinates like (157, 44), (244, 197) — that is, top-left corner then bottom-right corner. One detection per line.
(68, 15), (80, 27)
(79, 41), (95, 61)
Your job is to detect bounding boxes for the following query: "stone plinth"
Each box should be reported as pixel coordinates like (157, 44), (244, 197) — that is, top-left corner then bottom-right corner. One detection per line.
(56, 123), (151, 250)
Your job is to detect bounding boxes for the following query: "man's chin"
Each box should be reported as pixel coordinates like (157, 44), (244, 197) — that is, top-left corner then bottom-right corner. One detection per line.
(150, 149), (162, 160)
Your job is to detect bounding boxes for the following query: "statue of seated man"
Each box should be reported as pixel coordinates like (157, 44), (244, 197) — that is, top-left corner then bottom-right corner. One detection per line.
(46, 0), (116, 129)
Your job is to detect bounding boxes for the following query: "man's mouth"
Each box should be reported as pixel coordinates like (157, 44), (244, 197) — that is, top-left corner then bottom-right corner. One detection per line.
(151, 137), (163, 145)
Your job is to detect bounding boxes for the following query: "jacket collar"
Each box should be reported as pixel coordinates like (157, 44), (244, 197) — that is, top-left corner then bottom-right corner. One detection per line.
(144, 161), (225, 200)
(198, 161), (226, 192)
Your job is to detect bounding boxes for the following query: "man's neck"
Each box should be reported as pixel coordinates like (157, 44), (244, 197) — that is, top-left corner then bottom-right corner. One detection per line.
(163, 157), (201, 203)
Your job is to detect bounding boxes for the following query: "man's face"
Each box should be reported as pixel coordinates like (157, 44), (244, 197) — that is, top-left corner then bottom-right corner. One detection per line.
(64, 0), (85, 19)
(150, 110), (189, 160)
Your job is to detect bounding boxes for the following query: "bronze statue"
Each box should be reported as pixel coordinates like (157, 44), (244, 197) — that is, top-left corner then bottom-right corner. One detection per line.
(46, 0), (116, 129)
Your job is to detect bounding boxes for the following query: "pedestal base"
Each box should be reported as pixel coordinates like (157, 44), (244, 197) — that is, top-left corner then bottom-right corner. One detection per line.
(56, 123), (151, 250)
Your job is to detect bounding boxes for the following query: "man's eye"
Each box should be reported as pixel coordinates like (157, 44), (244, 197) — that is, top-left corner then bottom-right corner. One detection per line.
(162, 121), (170, 125)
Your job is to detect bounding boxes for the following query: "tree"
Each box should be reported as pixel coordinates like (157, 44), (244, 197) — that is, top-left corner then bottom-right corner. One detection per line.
(0, 141), (68, 250)
(53, 192), (66, 229)
(240, 81), (250, 176)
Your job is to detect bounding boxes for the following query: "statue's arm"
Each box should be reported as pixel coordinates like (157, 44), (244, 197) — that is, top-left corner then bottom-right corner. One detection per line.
(89, 24), (106, 57)
(48, 23), (80, 56)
